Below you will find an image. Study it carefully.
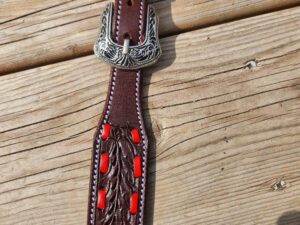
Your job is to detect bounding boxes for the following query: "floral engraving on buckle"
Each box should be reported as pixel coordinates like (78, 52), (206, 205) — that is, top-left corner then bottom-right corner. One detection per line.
(94, 3), (162, 70)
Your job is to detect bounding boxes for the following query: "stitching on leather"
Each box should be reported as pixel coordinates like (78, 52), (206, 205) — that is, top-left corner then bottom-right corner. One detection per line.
(103, 68), (117, 124)
(116, 0), (122, 41)
(89, 0), (121, 222)
(136, 2), (146, 224)
(90, 69), (117, 225)
(138, 1), (144, 43)
(136, 71), (147, 225)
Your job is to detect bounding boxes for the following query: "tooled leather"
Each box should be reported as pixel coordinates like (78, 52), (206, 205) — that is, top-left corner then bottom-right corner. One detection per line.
(98, 125), (143, 225)
(87, 1), (149, 225)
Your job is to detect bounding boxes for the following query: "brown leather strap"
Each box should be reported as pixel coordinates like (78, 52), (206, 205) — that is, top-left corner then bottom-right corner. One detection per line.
(87, 1), (149, 225)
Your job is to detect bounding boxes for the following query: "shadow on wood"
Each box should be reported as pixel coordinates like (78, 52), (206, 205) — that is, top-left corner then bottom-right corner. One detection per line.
(144, 1), (177, 224)
(277, 211), (300, 225)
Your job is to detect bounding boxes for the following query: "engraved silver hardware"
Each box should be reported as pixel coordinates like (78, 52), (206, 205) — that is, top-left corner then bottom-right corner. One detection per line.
(94, 3), (162, 70)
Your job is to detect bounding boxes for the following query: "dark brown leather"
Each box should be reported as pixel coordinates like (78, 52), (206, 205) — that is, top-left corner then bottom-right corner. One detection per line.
(87, 1), (149, 225)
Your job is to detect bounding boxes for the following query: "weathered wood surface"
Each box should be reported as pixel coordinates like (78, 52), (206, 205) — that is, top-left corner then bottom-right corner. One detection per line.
(1, 6), (300, 225)
(1, 0), (300, 75)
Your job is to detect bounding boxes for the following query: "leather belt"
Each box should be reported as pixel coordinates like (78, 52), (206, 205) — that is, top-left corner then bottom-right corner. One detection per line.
(87, 0), (161, 224)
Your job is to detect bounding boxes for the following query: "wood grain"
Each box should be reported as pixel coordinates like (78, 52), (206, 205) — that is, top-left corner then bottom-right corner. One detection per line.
(1, 0), (300, 75)
(1, 6), (300, 225)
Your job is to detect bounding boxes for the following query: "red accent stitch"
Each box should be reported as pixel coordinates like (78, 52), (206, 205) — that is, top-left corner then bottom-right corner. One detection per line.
(100, 153), (109, 174)
(133, 156), (142, 177)
(131, 128), (141, 144)
(97, 189), (106, 209)
(101, 123), (111, 140)
(130, 192), (139, 214)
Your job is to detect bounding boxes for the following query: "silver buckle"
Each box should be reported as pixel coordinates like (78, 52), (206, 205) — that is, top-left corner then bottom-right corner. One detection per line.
(94, 3), (162, 70)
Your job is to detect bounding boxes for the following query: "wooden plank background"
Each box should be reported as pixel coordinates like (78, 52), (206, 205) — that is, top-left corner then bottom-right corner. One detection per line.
(1, 0), (300, 225)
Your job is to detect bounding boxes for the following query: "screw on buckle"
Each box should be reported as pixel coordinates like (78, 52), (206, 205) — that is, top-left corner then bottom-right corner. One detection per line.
(94, 3), (162, 70)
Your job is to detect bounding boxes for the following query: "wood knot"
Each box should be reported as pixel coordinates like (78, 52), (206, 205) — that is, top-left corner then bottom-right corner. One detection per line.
(271, 179), (287, 191)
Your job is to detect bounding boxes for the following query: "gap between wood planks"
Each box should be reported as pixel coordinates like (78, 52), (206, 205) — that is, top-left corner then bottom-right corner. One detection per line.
(0, 0), (300, 76)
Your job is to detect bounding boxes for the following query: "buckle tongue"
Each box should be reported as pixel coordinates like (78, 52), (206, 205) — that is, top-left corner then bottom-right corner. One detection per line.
(94, 3), (162, 70)
(122, 38), (130, 55)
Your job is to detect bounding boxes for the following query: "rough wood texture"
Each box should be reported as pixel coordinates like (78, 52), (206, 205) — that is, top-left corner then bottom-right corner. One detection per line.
(1, 6), (300, 225)
(1, 0), (300, 75)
